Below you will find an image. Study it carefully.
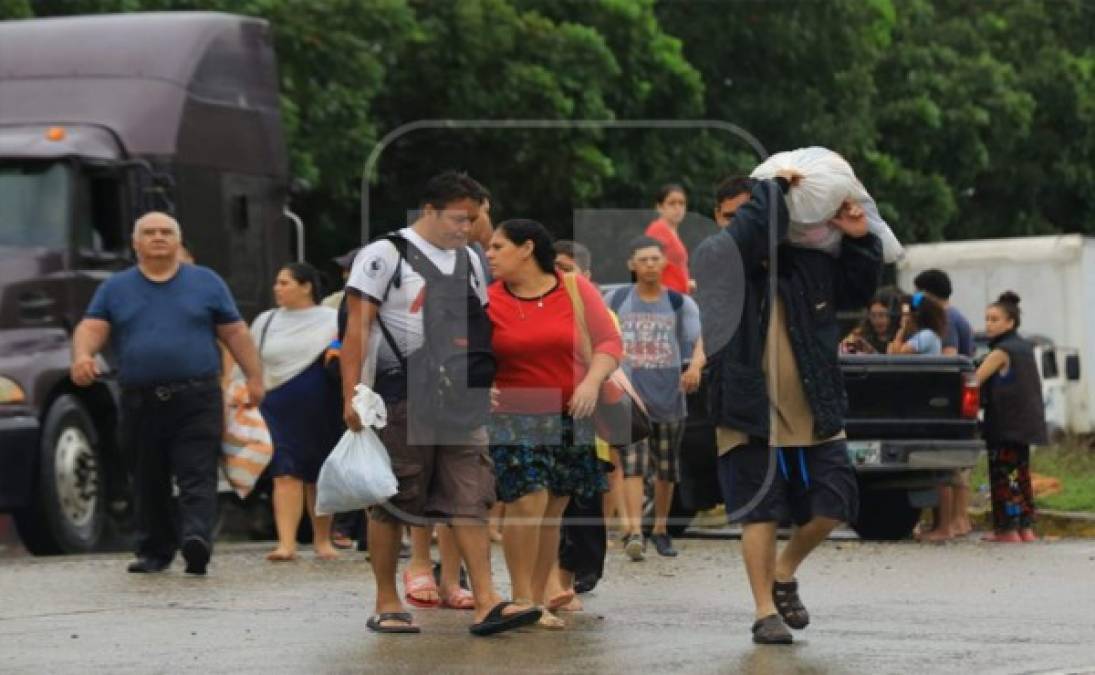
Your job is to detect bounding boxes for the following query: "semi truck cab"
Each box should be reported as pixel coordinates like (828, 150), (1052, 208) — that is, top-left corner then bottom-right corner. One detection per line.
(0, 12), (298, 554)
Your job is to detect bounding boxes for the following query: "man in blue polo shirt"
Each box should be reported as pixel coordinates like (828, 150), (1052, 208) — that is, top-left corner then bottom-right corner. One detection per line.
(71, 212), (264, 575)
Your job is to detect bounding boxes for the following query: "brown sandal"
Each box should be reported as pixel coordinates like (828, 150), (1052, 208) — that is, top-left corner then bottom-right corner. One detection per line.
(772, 579), (810, 629)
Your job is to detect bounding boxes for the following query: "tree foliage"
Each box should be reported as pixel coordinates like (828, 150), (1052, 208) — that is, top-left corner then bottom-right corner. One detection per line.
(12, 0), (1095, 268)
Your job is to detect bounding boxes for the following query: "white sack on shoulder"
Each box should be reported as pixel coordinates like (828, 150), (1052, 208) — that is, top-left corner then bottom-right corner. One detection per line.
(751, 147), (904, 263)
(314, 384), (397, 516)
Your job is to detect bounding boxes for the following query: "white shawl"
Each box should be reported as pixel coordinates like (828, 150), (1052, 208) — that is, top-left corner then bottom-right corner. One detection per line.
(250, 306), (337, 391)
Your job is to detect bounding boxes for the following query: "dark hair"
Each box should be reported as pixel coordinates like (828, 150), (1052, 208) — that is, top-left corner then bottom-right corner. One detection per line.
(553, 239), (591, 273)
(909, 291), (947, 337)
(280, 262), (322, 304)
(628, 235), (663, 258)
(991, 290), (1022, 329)
(913, 268), (953, 300)
(497, 219), (556, 274)
(714, 176), (755, 204)
(655, 183), (686, 206)
(858, 292), (897, 341)
(420, 171), (489, 210)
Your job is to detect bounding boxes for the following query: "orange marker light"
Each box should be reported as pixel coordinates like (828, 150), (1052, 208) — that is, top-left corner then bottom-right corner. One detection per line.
(46, 126), (67, 141)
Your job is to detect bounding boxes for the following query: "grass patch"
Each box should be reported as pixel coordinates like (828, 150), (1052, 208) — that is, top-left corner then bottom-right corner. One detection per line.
(970, 438), (1095, 513)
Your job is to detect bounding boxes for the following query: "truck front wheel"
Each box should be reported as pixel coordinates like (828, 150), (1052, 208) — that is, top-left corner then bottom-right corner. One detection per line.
(851, 487), (920, 541)
(13, 395), (105, 555)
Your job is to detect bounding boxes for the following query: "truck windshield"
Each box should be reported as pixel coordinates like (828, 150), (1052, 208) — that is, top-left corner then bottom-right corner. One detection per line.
(0, 162), (71, 249)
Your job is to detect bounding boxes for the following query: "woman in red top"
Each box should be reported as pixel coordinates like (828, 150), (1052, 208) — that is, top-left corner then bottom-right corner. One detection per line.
(486, 219), (622, 629)
(644, 183), (692, 294)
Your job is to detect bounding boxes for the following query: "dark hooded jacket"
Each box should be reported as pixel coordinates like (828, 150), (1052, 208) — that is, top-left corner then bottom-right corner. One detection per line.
(694, 179), (883, 441)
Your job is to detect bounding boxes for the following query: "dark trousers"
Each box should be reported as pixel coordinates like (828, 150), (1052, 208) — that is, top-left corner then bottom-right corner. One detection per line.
(988, 443), (1036, 531)
(559, 491), (606, 585)
(122, 381), (222, 562)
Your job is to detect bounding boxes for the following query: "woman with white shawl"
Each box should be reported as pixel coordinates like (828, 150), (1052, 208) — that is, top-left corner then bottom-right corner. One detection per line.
(251, 263), (342, 562)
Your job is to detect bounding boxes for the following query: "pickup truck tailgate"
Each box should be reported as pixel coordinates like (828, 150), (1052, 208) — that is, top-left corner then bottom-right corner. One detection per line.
(841, 354), (979, 441)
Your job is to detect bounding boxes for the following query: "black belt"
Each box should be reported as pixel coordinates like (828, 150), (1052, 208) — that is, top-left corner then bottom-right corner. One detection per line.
(125, 376), (219, 402)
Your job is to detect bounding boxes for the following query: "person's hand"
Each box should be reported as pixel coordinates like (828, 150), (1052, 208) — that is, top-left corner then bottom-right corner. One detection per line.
(829, 198), (868, 237)
(568, 380), (600, 419)
(244, 376), (265, 408)
(680, 365), (702, 394)
(70, 356), (100, 387)
(775, 168), (804, 187)
(490, 386), (501, 411)
(688, 279), (698, 293)
(343, 398), (363, 432)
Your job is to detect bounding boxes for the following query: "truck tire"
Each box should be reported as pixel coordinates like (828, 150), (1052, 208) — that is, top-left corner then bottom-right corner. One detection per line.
(852, 488), (920, 541)
(13, 395), (105, 555)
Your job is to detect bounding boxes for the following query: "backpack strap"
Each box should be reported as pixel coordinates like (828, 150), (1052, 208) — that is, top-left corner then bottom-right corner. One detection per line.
(608, 286), (631, 315)
(667, 289), (684, 313)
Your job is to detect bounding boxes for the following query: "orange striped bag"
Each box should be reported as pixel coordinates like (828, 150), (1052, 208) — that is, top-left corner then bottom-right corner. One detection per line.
(221, 379), (273, 499)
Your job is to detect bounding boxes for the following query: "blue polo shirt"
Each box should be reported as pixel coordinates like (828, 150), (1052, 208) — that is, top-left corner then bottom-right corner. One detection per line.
(86, 264), (241, 387)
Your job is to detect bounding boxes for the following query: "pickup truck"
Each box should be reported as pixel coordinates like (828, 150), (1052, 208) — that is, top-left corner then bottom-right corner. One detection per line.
(669, 354), (985, 540)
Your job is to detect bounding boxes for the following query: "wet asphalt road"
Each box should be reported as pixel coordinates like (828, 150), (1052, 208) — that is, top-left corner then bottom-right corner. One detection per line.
(2, 537), (1094, 674)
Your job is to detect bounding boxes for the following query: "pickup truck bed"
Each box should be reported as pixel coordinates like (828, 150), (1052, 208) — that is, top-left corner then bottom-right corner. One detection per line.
(672, 354), (985, 540)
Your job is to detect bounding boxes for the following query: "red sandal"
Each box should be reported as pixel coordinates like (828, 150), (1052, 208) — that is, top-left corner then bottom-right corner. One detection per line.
(402, 568), (441, 608)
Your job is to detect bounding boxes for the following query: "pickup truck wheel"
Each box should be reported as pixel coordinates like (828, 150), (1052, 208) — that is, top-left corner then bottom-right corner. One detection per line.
(851, 488), (920, 541)
(13, 395), (105, 555)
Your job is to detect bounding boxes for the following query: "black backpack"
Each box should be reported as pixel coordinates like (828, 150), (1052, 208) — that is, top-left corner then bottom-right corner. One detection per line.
(373, 233), (496, 431)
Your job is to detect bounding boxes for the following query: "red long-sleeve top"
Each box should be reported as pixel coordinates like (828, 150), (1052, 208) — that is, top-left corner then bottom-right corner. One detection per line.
(488, 272), (623, 415)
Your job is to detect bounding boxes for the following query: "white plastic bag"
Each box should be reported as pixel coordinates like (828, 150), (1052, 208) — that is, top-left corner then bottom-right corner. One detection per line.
(751, 147), (904, 263)
(315, 384), (397, 516)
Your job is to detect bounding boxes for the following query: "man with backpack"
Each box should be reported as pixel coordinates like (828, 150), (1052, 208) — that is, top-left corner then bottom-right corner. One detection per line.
(605, 236), (704, 560)
(341, 171), (540, 636)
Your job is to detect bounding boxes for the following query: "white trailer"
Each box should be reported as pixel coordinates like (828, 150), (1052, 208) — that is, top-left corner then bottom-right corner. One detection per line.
(897, 235), (1095, 434)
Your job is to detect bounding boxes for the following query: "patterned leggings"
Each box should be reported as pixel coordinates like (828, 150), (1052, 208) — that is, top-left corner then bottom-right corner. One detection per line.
(988, 443), (1036, 531)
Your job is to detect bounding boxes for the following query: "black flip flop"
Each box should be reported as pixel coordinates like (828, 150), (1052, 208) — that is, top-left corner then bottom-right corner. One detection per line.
(366, 612), (421, 634)
(469, 602), (542, 637)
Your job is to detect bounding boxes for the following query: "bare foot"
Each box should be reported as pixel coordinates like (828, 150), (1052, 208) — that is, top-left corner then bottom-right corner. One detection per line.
(314, 544), (341, 560)
(266, 547), (296, 562)
(555, 596), (584, 612)
(916, 527), (954, 543)
(536, 608), (566, 630)
(954, 519), (973, 536)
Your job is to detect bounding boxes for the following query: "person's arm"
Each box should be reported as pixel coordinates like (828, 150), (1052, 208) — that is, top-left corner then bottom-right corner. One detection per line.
(831, 199), (883, 311)
(724, 176), (796, 271)
(339, 292), (378, 431)
(71, 318), (111, 386)
(942, 346), (959, 356)
(569, 277), (623, 419)
(679, 297), (704, 393)
(975, 348), (1009, 386)
(217, 321), (264, 406)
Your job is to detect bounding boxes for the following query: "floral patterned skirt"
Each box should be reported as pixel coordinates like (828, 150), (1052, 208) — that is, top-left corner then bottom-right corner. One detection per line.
(489, 413), (607, 503)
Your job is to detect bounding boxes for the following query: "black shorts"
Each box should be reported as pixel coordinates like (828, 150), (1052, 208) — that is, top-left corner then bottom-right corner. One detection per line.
(716, 439), (858, 526)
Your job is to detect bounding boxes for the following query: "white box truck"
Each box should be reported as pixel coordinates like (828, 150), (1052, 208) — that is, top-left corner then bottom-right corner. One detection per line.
(897, 235), (1094, 434)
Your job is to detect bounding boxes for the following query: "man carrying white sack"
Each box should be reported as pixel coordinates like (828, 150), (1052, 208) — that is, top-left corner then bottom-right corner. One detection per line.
(693, 171), (883, 644)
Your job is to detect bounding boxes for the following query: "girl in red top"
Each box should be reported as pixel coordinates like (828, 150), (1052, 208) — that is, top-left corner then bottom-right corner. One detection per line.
(644, 183), (692, 294)
(486, 219), (622, 629)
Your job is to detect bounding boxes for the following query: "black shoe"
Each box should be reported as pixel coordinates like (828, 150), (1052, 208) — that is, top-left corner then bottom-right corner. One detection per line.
(127, 557), (170, 574)
(649, 533), (678, 557)
(182, 537), (210, 575)
(752, 614), (793, 645)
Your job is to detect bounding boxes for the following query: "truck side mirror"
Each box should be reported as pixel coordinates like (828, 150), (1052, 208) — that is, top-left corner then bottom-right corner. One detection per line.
(1065, 354), (1081, 382)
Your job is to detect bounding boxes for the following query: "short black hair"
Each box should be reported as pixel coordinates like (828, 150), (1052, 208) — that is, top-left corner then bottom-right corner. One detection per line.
(913, 268), (953, 300)
(497, 219), (556, 274)
(553, 240), (592, 273)
(714, 176), (754, 204)
(628, 235), (663, 258)
(280, 262), (323, 304)
(420, 171), (488, 210)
